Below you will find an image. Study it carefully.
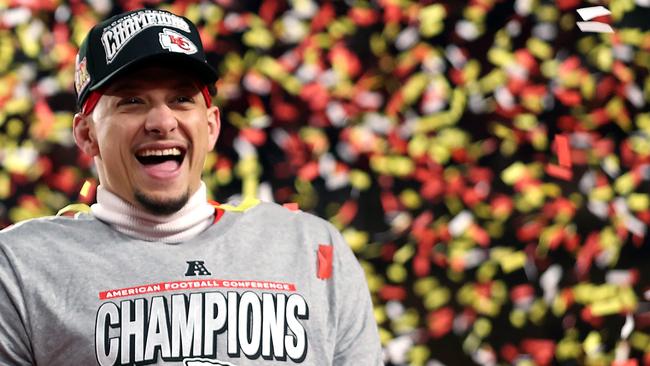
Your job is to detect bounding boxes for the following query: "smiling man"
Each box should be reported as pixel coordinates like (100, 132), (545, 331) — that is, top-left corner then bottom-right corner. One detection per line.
(0, 8), (382, 366)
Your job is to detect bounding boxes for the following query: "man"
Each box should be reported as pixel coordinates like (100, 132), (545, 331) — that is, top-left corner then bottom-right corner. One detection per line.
(0, 8), (382, 366)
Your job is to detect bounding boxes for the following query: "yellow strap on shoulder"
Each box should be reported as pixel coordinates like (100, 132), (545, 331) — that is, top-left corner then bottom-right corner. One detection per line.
(216, 196), (261, 212)
(56, 203), (91, 217)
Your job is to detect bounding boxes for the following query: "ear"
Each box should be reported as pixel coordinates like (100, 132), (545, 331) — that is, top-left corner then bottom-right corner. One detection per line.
(73, 113), (100, 157)
(206, 105), (221, 150)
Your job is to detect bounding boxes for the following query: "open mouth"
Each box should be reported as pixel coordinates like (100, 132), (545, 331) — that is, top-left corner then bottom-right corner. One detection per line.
(135, 147), (186, 170)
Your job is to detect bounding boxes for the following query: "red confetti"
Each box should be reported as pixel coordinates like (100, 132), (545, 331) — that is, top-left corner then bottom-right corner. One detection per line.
(427, 306), (454, 338)
(555, 135), (572, 168)
(283, 202), (299, 211)
(317, 244), (333, 280)
(545, 164), (573, 181)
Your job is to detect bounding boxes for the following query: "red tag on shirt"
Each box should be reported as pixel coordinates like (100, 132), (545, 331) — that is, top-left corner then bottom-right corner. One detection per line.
(317, 245), (333, 280)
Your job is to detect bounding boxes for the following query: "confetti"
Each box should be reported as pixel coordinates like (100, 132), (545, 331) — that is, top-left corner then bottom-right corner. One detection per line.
(576, 6), (612, 21)
(317, 244), (333, 280)
(576, 21), (615, 33)
(4, 1), (650, 364)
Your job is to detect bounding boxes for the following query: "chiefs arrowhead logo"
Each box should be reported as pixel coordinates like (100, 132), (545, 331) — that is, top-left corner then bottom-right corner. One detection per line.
(159, 28), (198, 55)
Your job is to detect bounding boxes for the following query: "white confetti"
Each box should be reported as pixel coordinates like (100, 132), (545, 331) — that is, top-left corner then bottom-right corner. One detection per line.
(271, 128), (289, 147)
(495, 87), (515, 110)
(88, 0), (111, 14)
(445, 45), (467, 69)
(602, 155), (620, 178)
(595, 248), (617, 268)
(613, 44), (634, 62)
(54, 5), (71, 23)
(364, 113), (392, 135)
(325, 172), (349, 190)
(472, 348), (497, 366)
(625, 84), (645, 108)
(336, 141), (358, 163)
(456, 20), (480, 41)
(621, 314), (634, 340)
(257, 181), (275, 203)
(385, 300), (405, 320)
(1, 8), (31, 27)
(614, 198), (647, 237)
(318, 153), (336, 177)
(355, 91), (383, 110)
(606, 270), (635, 286)
(422, 55), (446, 75)
(463, 249), (488, 269)
(540, 265), (562, 304)
(449, 210), (473, 237)
(506, 19), (522, 36)
(281, 15), (307, 44)
(317, 69), (338, 88)
(587, 200), (609, 219)
(242, 72), (271, 95)
(579, 171), (596, 193)
(514, 0), (533, 16)
(326, 102), (348, 127)
(36, 77), (61, 96)
(468, 93), (487, 113)
(577, 6), (612, 21)
(385, 336), (413, 364)
(291, 0), (318, 19)
(395, 26), (419, 51)
(577, 21), (614, 33)
(532, 22), (557, 41)
(250, 115), (271, 129)
(233, 136), (257, 158)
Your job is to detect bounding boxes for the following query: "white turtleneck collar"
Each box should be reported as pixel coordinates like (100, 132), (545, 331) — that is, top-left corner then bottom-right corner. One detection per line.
(90, 182), (215, 243)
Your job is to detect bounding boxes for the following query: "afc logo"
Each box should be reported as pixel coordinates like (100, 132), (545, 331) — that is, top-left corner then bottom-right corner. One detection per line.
(185, 260), (212, 276)
(159, 28), (198, 55)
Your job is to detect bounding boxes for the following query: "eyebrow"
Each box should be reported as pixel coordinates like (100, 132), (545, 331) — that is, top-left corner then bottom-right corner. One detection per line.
(105, 79), (200, 95)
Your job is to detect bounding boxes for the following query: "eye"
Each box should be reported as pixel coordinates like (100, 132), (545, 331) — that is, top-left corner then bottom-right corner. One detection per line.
(174, 95), (195, 104)
(117, 97), (143, 106)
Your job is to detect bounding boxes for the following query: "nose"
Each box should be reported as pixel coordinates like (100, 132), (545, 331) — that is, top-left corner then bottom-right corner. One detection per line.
(144, 104), (178, 135)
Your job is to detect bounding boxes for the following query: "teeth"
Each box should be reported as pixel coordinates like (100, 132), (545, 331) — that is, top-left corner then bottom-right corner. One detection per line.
(137, 148), (182, 157)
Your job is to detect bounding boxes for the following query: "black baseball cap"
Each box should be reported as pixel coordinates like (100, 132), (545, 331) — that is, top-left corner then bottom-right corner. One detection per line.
(74, 8), (218, 108)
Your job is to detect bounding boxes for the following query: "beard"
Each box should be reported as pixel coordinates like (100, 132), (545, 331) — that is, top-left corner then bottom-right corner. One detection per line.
(134, 189), (189, 216)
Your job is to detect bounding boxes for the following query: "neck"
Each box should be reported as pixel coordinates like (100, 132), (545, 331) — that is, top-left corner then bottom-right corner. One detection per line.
(90, 182), (215, 243)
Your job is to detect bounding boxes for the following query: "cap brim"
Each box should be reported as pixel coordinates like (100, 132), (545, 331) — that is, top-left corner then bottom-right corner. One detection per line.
(89, 52), (218, 94)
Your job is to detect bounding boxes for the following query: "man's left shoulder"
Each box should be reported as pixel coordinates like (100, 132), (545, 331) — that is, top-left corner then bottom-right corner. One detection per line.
(250, 201), (337, 232)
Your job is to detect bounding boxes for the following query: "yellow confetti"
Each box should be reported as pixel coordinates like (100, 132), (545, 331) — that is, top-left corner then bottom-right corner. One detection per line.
(414, 277), (439, 296)
(393, 243), (415, 264)
(243, 27), (275, 49)
(590, 185), (614, 202)
(509, 309), (527, 328)
(387, 263), (408, 283)
(402, 73), (430, 106)
(501, 162), (527, 185)
(497, 251), (527, 273)
(630, 331), (650, 351)
(56, 203), (91, 216)
(419, 4), (446, 37)
(342, 228), (369, 253)
(216, 196), (261, 213)
(424, 287), (451, 310)
(399, 189), (421, 209)
(79, 180), (92, 199)
(583, 331), (602, 356)
(527, 38), (553, 60)
(0, 173), (10, 200)
(408, 345), (430, 366)
(473, 317), (492, 338)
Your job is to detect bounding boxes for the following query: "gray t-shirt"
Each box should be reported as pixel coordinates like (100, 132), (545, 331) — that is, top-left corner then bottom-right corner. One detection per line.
(0, 201), (382, 365)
